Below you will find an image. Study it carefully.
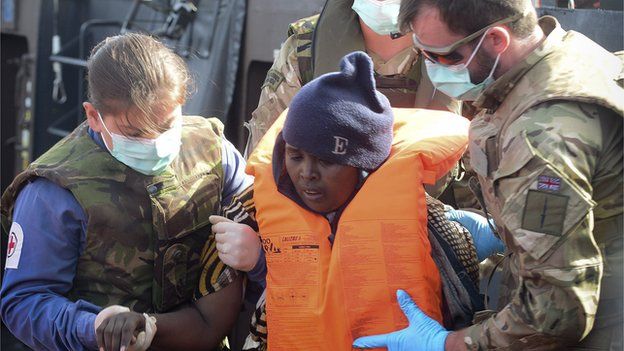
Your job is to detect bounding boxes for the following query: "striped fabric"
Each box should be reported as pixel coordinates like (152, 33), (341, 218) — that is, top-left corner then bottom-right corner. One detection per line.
(195, 186), (257, 298)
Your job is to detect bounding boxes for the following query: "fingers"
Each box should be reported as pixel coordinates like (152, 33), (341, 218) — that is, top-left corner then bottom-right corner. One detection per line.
(396, 289), (423, 323)
(214, 225), (258, 246)
(97, 312), (144, 351)
(95, 305), (130, 332)
(215, 236), (232, 253)
(212, 221), (257, 237)
(212, 221), (235, 236)
(140, 314), (158, 350)
(128, 332), (144, 351)
(128, 314), (157, 351)
(215, 231), (246, 254)
(214, 222), (261, 271)
(396, 290), (443, 331)
(111, 316), (126, 351)
(217, 251), (238, 268)
(444, 208), (462, 222)
(102, 315), (120, 351)
(352, 333), (390, 349)
(119, 316), (142, 351)
(209, 215), (234, 225)
(96, 317), (107, 351)
(215, 233), (241, 267)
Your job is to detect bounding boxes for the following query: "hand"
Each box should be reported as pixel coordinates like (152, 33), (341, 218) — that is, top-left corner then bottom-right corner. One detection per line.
(210, 215), (262, 272)
(95, 305), (130, 332)
(127, 314), (156, 351)
(96, 309), (157, 351)
(445, 209), (505, 261)
(353, 290), (449, 351)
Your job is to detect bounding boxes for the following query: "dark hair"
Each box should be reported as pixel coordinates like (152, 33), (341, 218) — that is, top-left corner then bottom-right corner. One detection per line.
(399, 0), (538, 39)
(86, 33), (191, 134)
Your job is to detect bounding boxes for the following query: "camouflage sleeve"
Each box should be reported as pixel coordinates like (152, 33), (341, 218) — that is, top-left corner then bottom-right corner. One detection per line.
(195, 185), (257, 298)
(464, 102), (609, 349)
(244, 35), (303, 158)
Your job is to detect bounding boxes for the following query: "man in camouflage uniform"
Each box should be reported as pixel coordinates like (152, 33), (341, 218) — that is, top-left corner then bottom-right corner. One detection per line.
(245, 0), (460, 151)
(245, 0), (478, 205)
(352, 0), (623, 350)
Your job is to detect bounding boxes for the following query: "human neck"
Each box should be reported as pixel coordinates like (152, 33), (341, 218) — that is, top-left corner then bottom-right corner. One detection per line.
(360, 19), (412, 62)
(496, 26), (546, 78)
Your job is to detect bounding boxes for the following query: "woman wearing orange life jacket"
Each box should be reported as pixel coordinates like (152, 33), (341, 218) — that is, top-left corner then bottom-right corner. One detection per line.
(212, 51), (471, 350)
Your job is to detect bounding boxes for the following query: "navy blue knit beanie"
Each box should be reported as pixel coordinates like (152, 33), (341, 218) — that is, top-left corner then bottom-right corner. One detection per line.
(281, 51), (394, 171)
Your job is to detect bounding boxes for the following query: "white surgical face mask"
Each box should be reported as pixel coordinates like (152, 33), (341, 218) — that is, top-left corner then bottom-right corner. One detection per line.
(425, 31), (501, 101)
(352, 0), (401, 35)
(97, 112), (182, 175)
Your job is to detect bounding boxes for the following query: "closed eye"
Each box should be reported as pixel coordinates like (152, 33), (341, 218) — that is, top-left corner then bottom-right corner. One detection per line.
(318, 158), (335, 167)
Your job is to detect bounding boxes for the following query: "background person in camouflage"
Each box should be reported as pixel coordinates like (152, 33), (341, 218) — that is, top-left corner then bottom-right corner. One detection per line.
(0, 33), (252, 351)
(244, 0), (461, 159)
(353, 0), (624, 350)
(245, 0), (483, 209)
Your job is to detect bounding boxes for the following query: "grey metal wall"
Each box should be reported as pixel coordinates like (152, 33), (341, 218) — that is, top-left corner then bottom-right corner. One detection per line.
(228, 0), (325, 148)
(537, 7), (624, 51)
(177, 0), (246, 120)
(1, 0), (246, 161)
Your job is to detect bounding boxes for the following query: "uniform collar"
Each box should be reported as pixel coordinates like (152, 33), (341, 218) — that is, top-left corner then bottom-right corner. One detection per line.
(474, 16), (564, 110)
(87, 126), (108, 150)
(314, 0), (420, 79)
(313, 0), (365, 78)
(368, 47), (419, 76)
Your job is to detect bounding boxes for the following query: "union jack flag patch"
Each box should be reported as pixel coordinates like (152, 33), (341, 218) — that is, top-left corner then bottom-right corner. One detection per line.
(537, 175), (561, 192)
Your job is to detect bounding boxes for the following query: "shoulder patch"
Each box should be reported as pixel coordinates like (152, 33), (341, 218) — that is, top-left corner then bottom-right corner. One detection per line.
(287, 14), (319, 37)
(262, 69), (285, 92)
(5, 222), (24, 269)
(521, 190), (569, 236)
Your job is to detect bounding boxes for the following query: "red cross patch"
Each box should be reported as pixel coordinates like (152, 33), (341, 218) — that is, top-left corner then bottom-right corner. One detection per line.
(5, 222), (24, 269)
(7, 231), (18, 257)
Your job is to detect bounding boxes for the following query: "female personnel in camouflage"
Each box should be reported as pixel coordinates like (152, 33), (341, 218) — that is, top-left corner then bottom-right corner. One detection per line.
(1, 33), (252, 350)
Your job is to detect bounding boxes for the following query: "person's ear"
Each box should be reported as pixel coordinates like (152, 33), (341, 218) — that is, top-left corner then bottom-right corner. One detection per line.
(486, 26), (510, 55)
(83, 102), (102, 132)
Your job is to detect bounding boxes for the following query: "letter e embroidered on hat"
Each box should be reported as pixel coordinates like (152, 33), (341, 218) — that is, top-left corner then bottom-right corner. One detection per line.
(5, 222), (24, 269)
(332, 136), (348, 155)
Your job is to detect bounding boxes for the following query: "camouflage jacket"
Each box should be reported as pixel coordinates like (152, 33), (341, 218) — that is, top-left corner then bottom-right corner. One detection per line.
(464, 17), (624, 350)
(244, 0), (460, 157)
(1, 116), (228, 313)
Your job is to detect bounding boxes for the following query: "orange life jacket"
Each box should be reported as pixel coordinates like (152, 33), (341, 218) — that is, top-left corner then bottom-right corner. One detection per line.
(247, 108), (469, 350)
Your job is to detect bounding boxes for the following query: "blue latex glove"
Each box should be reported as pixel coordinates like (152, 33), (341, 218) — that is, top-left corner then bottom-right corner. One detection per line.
(445, 209), (505, 261)
(352, 290), (449, 351)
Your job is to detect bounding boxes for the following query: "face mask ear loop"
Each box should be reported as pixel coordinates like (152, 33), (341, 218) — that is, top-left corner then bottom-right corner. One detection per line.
(430, 85), (438, 102)
(97, 111), (114, 153)
(462, 30), (490, 69)
(486, 53), (502, 81)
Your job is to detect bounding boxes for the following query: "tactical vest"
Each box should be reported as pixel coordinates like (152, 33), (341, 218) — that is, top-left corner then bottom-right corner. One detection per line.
(247, 108), (469, 350)
(1, 116), (224, 313)
(288, 4), (422, 108)
(469, 18), (623, 349)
